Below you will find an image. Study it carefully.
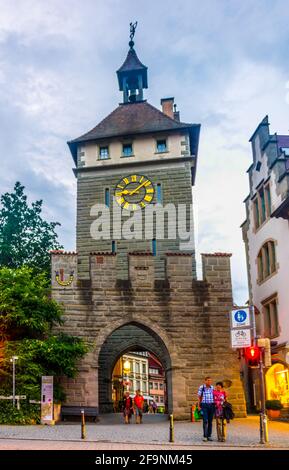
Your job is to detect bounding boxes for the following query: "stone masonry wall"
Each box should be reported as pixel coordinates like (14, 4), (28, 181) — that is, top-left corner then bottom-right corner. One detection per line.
(76, 163), (196, 281)
(51, 251), (247, 419)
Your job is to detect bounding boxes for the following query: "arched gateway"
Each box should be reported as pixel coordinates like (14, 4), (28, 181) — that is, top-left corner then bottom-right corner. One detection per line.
(51, 31), (246, 420)
(98, 322), (172, 413)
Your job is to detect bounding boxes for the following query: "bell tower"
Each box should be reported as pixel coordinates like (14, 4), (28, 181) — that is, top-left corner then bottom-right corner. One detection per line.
(116, 22), (148, 103)
(67, 23), (201, 280)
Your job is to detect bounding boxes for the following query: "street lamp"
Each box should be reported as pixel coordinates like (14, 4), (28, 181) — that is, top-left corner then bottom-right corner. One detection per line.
(10, 356), (19, 407)
(123, 358), (131, 393)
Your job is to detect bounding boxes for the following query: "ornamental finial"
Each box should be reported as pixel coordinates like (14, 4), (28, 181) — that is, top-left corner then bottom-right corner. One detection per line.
(129, 21), (138, 49)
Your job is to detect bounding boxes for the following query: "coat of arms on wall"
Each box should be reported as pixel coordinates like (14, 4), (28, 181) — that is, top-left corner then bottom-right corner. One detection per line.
(55, 269), (74, 287)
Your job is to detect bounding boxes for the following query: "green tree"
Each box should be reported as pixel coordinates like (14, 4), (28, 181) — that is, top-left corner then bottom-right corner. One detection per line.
(0, 267), (87, 401)
(0, 182), (63, 274)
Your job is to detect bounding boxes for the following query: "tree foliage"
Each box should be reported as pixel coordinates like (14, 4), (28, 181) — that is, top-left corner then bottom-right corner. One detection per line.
(0, 266), (63, 341)
(0, 267), (88, 402)
(0, 182), (63, 274)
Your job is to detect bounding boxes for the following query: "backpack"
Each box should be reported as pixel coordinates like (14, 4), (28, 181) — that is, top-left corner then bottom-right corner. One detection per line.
(222, 401), (234, 422)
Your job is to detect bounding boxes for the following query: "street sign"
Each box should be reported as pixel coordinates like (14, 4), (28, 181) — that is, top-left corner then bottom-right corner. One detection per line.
(231, 308), (251, 329)
(231, 328), (251, 349)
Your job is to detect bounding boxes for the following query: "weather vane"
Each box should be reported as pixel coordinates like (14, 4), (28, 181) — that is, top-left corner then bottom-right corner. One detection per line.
(129, 21), (138, 47)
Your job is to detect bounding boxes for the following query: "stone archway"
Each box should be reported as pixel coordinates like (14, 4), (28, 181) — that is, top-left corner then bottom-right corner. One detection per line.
(98, 322), (172, 413)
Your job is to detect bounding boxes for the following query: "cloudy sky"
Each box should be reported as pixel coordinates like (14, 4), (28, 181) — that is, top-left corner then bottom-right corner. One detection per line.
(1, 0), (289, 304)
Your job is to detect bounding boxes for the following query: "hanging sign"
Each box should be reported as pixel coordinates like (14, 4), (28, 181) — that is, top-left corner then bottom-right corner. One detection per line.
(41, 376), (54, 424)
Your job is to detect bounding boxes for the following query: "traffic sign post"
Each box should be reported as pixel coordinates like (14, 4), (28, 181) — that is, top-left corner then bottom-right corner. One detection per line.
(230, 308), (252, 349)
(230, 306), (269, 444)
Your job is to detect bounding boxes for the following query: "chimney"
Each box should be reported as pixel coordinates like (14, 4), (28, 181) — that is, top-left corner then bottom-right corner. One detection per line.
(161, 97), (174, 119)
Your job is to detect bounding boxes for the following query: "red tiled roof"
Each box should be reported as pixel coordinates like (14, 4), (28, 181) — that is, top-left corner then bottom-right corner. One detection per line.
(50, 250), (77, 255)
(166, 252), (193, 256)
(69, 101), (197, 145)
(201, 253), (232, 257)
(90, 252), (116, 256)
(128, 251), (153, 256)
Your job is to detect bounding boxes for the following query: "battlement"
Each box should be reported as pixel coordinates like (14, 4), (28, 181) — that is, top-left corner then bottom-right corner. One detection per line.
(201, 253), (232, 289)
(51, 251), (78, 289)
(51, 251), (232, 290)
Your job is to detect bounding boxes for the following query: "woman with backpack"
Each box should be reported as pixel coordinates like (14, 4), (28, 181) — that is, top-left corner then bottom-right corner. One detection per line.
(213, 382), (228, 442)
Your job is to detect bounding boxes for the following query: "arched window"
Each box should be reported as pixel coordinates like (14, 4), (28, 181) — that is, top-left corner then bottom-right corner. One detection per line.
(257, 240), (276, 282)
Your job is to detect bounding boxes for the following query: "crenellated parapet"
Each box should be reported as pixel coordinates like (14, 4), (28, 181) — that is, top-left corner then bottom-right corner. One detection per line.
(50, 250), (78, 289)
(90, 252), (117, 289)
(166, 252), (193, 289)
(51, 251), (234, 290)
(201, 252), (232, 290)
(128, 252), (155, 288)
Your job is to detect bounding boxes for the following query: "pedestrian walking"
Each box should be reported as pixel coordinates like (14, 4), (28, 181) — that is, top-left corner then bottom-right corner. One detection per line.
(213, 382), (227, 442)
(152, 401), (157, 414)
(133, 390), (144, 424)
(122, 391), (133, 424)
(198, 376), (215, 442)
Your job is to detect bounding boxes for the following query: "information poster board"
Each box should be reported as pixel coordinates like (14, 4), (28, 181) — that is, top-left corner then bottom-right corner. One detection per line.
(41, 376), (54, 424)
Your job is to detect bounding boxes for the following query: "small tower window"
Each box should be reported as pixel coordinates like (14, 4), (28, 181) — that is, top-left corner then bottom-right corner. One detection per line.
(152, 238), (157, 256)
(99, 146), (109, 160)
(156, 184), (162, 203)
(122, 143), (133, 157)
(112, 240), (116, 253)
(105, 188), (110, 207)
(156, 139), (167, 153)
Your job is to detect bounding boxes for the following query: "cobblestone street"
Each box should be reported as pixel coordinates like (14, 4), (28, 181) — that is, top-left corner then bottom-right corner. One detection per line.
(0, 415), (288, 449)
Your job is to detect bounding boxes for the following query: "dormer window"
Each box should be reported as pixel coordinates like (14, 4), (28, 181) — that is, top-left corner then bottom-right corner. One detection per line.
(122, 143), (133, 157)
(99, 146), (109, 160)
(156, 139), (167, 153)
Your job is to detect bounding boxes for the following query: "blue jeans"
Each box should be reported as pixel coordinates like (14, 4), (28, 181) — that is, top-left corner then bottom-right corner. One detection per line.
(201, 403), (215, 438)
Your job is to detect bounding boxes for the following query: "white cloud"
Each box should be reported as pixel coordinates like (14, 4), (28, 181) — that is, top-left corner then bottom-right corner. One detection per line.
(1, 0), (289, 303)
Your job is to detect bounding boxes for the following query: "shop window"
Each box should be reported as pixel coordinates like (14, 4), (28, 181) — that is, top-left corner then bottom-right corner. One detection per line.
(266, 363), (289, 408)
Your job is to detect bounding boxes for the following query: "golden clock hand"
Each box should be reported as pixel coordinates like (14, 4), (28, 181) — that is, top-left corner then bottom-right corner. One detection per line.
(128, 180), (147, 196)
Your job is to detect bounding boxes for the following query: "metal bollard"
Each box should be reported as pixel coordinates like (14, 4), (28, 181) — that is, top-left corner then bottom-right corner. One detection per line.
(169, 414), (174, 443)
(191, 405), (195, 422)
(81, 409), (86, 439)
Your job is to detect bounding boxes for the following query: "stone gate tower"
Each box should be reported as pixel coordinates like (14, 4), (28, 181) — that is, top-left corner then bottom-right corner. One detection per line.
(51, 32), (246, 419)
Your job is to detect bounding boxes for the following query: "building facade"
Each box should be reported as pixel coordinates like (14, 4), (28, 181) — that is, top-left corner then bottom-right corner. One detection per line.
(51, 33), (246, 419)
(148, 354), (166, 408)
(112, 351), (149, 408)
(242, 116), (289, 410)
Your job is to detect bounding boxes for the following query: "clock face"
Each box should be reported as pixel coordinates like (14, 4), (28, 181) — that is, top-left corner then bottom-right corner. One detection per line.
(114, 174), (155, 211)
